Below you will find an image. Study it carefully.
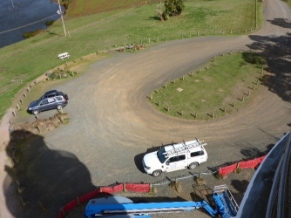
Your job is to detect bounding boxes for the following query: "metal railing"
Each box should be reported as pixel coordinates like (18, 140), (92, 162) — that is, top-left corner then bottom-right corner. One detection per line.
(213, 185), (239, 214)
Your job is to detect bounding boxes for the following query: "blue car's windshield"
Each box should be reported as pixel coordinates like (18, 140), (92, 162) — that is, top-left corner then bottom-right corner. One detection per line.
(157, 147), (166, 163)
(37, 96), (43, 103)
(36, 95), (46, 104)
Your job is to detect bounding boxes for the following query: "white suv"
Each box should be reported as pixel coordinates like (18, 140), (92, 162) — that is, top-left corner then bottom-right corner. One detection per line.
(142, 139), (208, 177)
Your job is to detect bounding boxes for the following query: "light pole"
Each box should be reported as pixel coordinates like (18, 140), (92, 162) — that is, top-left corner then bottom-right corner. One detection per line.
(57, 0), (67, 36)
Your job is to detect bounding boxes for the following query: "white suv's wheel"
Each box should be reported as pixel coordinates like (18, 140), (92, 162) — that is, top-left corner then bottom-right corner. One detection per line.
(152, 170), (162, 177)
(57, 105), (62, 110)
(189, 162), (198, 170)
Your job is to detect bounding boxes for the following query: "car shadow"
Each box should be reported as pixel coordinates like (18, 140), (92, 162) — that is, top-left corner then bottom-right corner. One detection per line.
(134, 146), (161, 173)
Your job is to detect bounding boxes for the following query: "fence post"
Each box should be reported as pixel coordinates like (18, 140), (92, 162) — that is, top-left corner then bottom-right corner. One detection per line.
(255, 0), (257, 28)
(38, 201), (46, 211)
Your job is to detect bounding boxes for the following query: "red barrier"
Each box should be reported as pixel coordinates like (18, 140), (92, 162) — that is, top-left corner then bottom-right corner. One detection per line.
(125, 183), (151, 193)
(218, 163), (237, 176)
(238, 159), (259, 169)
(256, 155), (266, 164)
(58, 211), (64, 218)
(79, 188), (100, 203)
(62, 199), (78, 214)
(101, 184), (123, 194)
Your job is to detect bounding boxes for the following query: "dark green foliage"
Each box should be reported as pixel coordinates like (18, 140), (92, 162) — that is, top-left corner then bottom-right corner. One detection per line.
(22, 29), (43, 39)
(61, 0), (70, 10)
(163, 0), (185, 20)
(45, 20), (55, 27)
(242, 52), (265, 65)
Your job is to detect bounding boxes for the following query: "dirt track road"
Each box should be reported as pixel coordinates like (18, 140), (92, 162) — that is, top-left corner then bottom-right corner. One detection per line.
(1, 0), (291, 217)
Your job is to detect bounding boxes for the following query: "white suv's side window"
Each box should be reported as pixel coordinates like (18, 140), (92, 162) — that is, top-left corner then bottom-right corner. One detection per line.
(168, 155), (186, 163)
(190, 150), (204, 157)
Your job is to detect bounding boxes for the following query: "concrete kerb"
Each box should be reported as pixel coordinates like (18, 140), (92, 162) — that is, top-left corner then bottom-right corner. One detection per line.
(151, 170), (218, 186)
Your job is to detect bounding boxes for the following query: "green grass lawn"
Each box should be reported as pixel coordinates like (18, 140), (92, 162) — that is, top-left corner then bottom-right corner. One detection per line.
(149, 52), (265, 120)
(0, 0), (263, 120)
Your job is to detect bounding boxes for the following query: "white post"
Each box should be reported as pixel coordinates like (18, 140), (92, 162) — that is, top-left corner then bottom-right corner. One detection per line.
(57, 0), (67, 36)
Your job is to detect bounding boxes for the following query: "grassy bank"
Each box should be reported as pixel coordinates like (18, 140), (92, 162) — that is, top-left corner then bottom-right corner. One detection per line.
(0, 0), (262, 120)
(68, 0), (157, 17)
(149, 52), (265, 120)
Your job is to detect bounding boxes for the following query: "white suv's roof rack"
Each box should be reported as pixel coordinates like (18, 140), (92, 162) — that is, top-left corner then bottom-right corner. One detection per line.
(163, 138), (207, 158)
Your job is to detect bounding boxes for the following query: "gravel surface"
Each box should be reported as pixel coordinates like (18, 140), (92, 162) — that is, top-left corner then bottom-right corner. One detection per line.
(1, 0), (291, 217)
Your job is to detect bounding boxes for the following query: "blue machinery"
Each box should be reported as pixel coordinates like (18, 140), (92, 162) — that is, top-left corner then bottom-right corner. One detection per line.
(85, 185), (239, 218)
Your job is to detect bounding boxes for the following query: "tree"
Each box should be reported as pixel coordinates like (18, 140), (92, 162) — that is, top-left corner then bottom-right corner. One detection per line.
(162, 0), (185, 20)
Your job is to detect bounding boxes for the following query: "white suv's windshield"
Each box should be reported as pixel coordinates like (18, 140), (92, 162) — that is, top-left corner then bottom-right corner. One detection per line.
(157, 147), (167, 163)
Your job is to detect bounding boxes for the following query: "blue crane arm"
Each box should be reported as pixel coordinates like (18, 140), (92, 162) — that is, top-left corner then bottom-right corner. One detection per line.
(85, 200), (205, 217)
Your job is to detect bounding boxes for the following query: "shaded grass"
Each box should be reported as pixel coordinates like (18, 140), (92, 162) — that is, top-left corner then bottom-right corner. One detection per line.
(149, 52), (265, 120)
(68, 0), (158, 17)
(0, 0), (263, 120)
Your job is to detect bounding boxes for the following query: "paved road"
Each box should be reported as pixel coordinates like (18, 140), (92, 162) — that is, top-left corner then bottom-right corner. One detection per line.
(1, 0), (291, 217)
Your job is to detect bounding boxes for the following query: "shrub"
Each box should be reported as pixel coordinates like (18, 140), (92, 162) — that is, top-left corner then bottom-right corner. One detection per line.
(22, 29), (44, 39)
(45, 20), (55, 27)
(163, 0), (185, 20)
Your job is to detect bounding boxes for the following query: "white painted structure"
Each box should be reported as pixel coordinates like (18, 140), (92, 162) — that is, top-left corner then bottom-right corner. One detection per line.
(58, 52), (70, 60)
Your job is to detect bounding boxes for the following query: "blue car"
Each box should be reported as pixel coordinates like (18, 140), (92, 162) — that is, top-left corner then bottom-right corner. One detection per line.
(27, 90), (69, 115)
